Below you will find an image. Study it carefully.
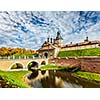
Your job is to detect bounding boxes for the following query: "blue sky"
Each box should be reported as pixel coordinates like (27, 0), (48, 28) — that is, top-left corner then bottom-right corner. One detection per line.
(0, 11), (100, 50)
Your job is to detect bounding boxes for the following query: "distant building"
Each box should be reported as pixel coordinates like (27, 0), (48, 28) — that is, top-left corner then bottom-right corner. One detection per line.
(37, 32), (100, 58)
(61, 36), (100, 51)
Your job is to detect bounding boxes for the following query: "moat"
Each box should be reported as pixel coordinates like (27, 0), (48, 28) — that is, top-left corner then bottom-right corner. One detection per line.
(25, 70), (100, 88)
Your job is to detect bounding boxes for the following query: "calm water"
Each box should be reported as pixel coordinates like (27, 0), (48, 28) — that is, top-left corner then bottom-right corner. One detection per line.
(25, 70), (100, 88)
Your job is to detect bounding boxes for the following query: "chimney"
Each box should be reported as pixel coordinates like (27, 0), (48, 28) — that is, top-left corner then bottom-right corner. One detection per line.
(53, 39), (55, 44)
(47, 37), (49, 42)
(84, 36), (89, 42)
(70, 42), (72, 44)
(86, 36), (88, 41)
(51, 38), (52, 43)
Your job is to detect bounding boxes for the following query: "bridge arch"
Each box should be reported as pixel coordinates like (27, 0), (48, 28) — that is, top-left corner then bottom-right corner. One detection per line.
(41, 61), (46, 65)
(27, 60), (39, 71)
(0, 58), (48, 71)
(9, 62), (25, 70)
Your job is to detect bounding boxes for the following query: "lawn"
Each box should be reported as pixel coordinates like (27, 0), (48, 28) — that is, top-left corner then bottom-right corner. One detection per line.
(58, 47), (100, 57)
(0, 70), (30, 88)
(74, 71), (100, 82)
(38, 64), (79, 72)
(38, 65), (69, 70)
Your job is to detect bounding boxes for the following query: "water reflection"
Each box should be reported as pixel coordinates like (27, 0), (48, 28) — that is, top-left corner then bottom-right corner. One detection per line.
(41, 70), (46, 75)
(25, 70), (100, 88)
(28, 70), (39, 79)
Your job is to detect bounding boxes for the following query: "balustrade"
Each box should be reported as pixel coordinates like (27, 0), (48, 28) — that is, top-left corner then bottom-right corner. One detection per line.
(0, 55), (46, 60)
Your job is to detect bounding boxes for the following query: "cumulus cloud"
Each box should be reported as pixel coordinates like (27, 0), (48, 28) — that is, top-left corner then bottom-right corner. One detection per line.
(0, 11), (100, 50)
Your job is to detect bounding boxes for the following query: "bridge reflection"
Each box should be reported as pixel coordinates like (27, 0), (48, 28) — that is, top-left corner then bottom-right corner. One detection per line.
(24, 70), (49, 87)
(24, 70), (65, 88)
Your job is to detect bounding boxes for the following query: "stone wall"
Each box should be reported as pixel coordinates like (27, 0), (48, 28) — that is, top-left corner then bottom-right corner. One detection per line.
(49, 57), (100, 73)
(50, 58), (81, 67)
(80, 58), (100, 73)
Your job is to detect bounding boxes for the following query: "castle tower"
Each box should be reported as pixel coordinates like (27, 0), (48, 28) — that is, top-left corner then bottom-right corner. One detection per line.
(55, 31), (63, 46)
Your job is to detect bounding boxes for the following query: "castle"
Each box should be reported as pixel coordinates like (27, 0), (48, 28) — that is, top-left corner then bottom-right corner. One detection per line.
(37, 32), (100, 58)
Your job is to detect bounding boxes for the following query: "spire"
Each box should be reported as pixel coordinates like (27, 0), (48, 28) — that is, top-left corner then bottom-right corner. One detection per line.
(56, 31), (63, 40)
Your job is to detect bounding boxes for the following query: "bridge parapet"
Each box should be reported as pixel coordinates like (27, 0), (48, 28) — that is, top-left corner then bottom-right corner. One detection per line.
(0, 56), (47, 61)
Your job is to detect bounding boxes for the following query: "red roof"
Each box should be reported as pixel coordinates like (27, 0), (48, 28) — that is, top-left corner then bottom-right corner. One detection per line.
(61, 40), (100, 49)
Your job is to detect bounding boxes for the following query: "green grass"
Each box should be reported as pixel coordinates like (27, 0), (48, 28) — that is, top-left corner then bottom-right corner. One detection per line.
(58, 47), (100, 57)
(39, 65), (69, 70)
(0, 70), (30, 88)
(38, 64), (78, 72)
(74, 71), (100, 82)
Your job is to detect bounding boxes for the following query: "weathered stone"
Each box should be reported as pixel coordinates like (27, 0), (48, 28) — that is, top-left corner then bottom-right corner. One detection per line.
(50, 57), (100, 74)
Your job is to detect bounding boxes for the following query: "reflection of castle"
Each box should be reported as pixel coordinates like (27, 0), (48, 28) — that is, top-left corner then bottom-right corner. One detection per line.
(37, 32), (100, 58)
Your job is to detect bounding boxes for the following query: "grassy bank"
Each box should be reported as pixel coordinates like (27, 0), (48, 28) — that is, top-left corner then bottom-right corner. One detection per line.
(0, 70), (30, 88)
(74, 71), (100, 82)
(58, 47), (100, 57)
(39, 65), (69, 70)
(39, 64), (79, 72)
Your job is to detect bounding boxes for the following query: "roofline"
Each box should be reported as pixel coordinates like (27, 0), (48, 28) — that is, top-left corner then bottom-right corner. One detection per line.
(61, 40), (100, 48)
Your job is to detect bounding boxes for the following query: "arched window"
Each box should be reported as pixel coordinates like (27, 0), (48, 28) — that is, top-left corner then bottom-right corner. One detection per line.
(44, 52), (48, 58)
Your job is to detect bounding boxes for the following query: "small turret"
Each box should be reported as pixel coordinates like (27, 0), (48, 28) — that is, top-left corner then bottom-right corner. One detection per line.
(56, 31), (63, 40)
(84, 36), (89, 42)
(50, 38), (53, 43)
(70, 42), (72, 44)
(53, 39), (56, 44)
(47, 37), (49, 42)
(55, 31), (63, 46)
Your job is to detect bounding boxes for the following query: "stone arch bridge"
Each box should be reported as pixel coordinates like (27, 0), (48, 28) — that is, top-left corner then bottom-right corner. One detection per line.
(0, 58), (48, 71)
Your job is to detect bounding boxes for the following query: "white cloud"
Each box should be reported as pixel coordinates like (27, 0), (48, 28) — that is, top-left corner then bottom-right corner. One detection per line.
(0, 11), (100, 50)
